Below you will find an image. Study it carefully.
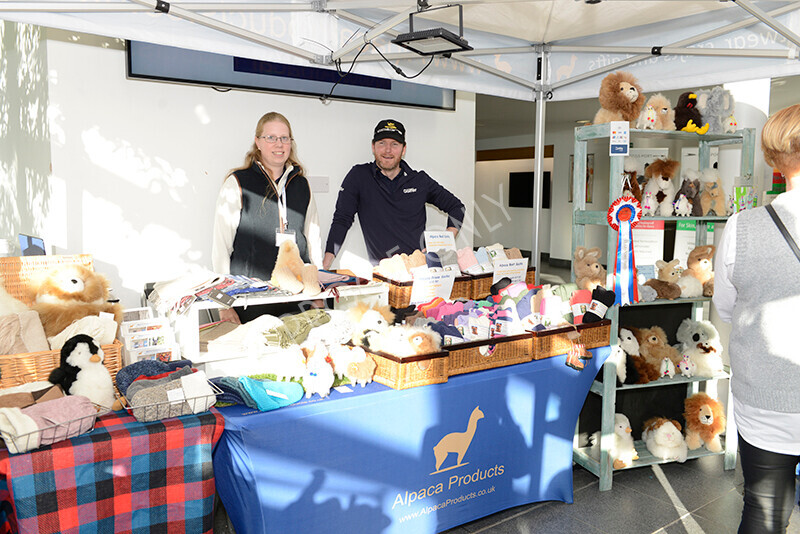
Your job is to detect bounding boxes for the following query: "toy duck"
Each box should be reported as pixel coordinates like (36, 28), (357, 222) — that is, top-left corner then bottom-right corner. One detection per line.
(589, 413), (639, 469)
(674, 92), (709, 135)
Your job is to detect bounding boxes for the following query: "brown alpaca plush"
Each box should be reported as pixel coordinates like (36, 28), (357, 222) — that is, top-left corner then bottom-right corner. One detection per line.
(32, 264), (123, 339)
(622, 157), (642, 203)
(573, 246), (606, 291)
(270, 240), (320, 295)
(681, 245), (716, 297)
(593, 71), (646, 124)
(634, 325), (681, 368)
(684, 392), (726, 452)
(643, 259), (682, 300)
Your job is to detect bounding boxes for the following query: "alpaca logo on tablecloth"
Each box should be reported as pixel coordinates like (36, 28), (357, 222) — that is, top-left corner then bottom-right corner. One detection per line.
(431, 406), (484, 474)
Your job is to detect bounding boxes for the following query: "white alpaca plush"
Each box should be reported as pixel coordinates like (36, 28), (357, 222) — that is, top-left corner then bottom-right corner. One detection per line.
(641, 191), (657, 216)
(302, 351), (334, 399)
(643, 417), (688, 463)
(264, 344), (307, 382)
(643, 158), (680, 217)
(677, 355), (697, 377)
(327, 344), (366, 379)
(673, 194), (691, 217)
(589, 413), (639, 469)
(677, 274), (703, 298)
(659, 357), (676, 379)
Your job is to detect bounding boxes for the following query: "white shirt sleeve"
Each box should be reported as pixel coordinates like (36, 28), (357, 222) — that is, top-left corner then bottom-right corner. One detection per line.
(211, 175), (242, 275)
(712, 213), (739, 323)
(304, 189), (323, 268)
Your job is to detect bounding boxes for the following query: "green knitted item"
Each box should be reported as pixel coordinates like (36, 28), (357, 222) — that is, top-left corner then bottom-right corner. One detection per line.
(263, 309), (331, 348)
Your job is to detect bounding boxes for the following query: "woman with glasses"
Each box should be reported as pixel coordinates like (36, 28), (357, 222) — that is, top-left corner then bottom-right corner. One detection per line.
(212, 112), (322, 323)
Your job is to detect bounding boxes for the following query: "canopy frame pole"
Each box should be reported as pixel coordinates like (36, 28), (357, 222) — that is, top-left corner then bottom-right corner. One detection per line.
(329, 9), (414, 61)
(532, 45), (548, 285)
(551, 45), (797, 59)
(125, 0), (318, 60)
(733, 0), (800, 49)
(0, 2), (316, 12)
(551, 2), (800, 90)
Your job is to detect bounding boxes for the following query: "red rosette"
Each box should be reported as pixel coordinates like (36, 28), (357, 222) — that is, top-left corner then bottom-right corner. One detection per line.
(607, 196), (642, 232)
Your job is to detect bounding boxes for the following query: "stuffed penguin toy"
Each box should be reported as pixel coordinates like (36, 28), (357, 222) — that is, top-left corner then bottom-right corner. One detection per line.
(48, 334), (119, 410)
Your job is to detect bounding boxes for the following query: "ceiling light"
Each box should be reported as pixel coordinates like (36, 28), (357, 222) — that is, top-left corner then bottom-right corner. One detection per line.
(392, 4), (473, 56)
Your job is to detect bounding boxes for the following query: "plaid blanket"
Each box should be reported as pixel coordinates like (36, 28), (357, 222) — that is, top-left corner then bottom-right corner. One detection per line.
(0, 409), (224, 534)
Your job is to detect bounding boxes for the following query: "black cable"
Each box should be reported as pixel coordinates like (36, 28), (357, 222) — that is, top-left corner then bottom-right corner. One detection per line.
(320, 41), (370, 103)
(367, 42), (434, 79)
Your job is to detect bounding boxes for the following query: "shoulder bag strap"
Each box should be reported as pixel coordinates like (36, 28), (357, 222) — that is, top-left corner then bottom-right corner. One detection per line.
(765, 203), (800, 263)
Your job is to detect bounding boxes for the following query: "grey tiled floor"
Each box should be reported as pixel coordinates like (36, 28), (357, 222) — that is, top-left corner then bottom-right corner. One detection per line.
(443, 455), (800, 534)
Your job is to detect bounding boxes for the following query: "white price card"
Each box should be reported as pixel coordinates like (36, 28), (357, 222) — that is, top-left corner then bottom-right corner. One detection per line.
(424, 231), (457, 252)
(492, 259), (528, 284)
(409, 271), (457, 305)
(632, 219), (665, 270)
(610, 121), (630, 156)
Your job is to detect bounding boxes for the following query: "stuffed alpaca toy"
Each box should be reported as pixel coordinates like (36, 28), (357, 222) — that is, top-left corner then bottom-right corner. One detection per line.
(265, 344), (307, 382)
(589, 413), (639, 469)
(696, 86), (736, 135)
(345, 354), (377, 387)
(620, 327), (660, 384)
(677, 354), (697, 377)
(271, 240), (320, 295)
(675, 172), (703, 217)
(643, 158), (680, 216)
(573, 246), (606, 291)
(641, 191), (657, 217)
(636, 93), (675, 131)
(643, 259), (682, 300)
(366, 324), (441, 357)
(684, 392), (726, 452)
(674, 92), (709, 134)
(347, 302), (394, 349)
(681, 245), (715, 297)
(673, 194), (691, 217)
(48, 334), (120, 410)
(676, 318), (724, 377)
(634, 324), (681, 368)
(642, 417), (688, 462)
(659, 357), (676, 379)
(622, 157), (643, 203)
(302, 349), (335, 399)
(699, 168), (727, 217)
(593, 71), (646, 124)
(328, 344), (367, 379)
(32, 264), (123, 339)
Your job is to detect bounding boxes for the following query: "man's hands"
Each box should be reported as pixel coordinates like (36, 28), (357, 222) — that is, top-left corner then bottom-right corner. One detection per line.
(322, 252), (336, 270)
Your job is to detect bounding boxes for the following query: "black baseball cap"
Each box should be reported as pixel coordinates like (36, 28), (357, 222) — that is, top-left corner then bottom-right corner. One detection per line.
(372, 119), (406, 144)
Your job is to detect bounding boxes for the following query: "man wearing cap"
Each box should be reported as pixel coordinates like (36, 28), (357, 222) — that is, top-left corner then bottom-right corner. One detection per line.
(323, 119), (465, 267)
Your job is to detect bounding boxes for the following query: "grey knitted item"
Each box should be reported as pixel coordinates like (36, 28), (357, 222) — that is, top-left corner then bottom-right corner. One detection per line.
(130, 381), (193, 422)
(125, 366), (193, 401)
(115, 360), (171, 396)
(219, 376), (259, 409)
(436, 249), (459, 268)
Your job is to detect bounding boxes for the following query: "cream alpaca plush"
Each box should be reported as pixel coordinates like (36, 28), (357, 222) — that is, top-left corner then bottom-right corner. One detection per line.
(643, 158), (680, 217)
(643, 417), (688, 462)
(573, 246), (606, 292)
(270, 240), (320, 295)
(636, 93), (675, 131)
(345, 354), (377, 387)
(302, 348), (334, 399)
(635, 325), (681, 368)
(699, 168), (727, 216)
(590, 413), (639, 469)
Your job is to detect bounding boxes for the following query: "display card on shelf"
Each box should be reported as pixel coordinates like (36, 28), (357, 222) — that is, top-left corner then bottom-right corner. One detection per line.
(632, 219), (665, 268)
(673, 220), (715, 268)
(609, 121), (630, 155)
(492, 258), (528, 283)
(124, 328), (175, 351)
(424, 231), (457, 252)
(409, 270), (457, 305)
(120, 317), (169, 339)
(128, 343), (180, 364)
(122, 307), (153, 323)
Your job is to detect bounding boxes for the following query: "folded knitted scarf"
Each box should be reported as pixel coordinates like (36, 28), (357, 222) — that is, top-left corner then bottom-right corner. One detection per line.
(264, 309), (331, 348)
(116, 360), (172, 396)
(126, 366), (194, 401)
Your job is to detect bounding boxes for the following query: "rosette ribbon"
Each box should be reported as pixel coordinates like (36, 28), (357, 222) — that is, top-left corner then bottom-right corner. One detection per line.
(607, 196), (642, 306)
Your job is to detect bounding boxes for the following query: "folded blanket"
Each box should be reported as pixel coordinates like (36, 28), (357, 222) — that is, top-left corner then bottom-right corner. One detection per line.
(217, 377), (259, 409)
(48, 314), (117, 350)
(116, 359), (193, 397)
(0, 311), (49, 355)
(0, 395), (97, 454)
(0, 383), (63, 410)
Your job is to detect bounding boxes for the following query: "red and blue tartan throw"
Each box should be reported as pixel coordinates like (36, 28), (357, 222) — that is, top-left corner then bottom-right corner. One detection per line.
(0, 409), (223, 534)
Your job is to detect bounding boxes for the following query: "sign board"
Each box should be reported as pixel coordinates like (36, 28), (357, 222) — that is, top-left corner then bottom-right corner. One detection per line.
(492, 259), (528, 284)
(409, 271), (457, 305)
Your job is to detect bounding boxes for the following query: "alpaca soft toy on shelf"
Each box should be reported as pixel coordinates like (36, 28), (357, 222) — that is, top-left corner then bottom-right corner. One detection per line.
(695, 86), (736, 135)
(674, 172), (703, 217)
(643, 259), (682, 301)
(636, 93), (675, 131)
(699, 169), (727, 216)
(676, 318), (724, 378)
(635, 324), (681, 368)
(271, 240), (321, 295)
(674, 92), (709, 134)
(620, 327), (660, 384)
(593, 71), (646, 124)
(642, 417), (688, 462)
(589, 413), (639, 469)
(48, 334), (120, 410)
(680, 245), (715, 297)
(643, 158), (680, 216)
(684, 392), (726, 452)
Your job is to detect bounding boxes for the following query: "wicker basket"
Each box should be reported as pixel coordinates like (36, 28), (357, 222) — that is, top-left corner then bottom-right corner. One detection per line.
(470, 273), (494, 300)
(369, 349), (449, 390)
(525, 267), (536, 286)
(449, 275), (472, 300)
(373, 273), (472, 308)
(0, 255), (123, 390)
(531, 320), (611, 360)
(447, 333), (533, 376)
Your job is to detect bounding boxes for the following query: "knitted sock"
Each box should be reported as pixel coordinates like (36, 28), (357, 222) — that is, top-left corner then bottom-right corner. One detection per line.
(238, 376), (304, 412)
(583, 287), (616, 323)
(407, 250), (427, 269)
(485, 243), (507, 261)
(456, 247), (480, 273)
(436, 249), (459, 271)
(490, 277), (513, 296)
(425, 251), (443, 269)
(474, 247), (494, 272)
(505, 247), (523, 260)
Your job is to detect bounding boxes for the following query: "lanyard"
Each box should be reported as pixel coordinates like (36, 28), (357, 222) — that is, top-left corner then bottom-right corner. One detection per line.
(258, 162), (291, 231)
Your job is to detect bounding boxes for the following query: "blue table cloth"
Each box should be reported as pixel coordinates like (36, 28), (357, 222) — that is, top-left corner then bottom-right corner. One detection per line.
(214, 346), (609, 534)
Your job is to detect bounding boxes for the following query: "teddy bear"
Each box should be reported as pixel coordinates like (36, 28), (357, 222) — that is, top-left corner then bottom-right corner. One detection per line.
(573, 246), (606, 292)
(636, 93), (675, 131)
(633, 324), (681, 368)
(699, 168), (727, 217)
(32, 264), (123, 339)
(684, 392), (726, 452)
(589, 413), (639, 469)
(622, 157), (643, 203)
(674, 92), (709, 134)
(643, 158), (680, 217)
(681, 244), (715, 297)
(695, 86), (736, 135)
(642, 417), (688, 462)
(593, 71), (646, 124)
(675, 171), (703, 217)
(643, 259), (682, 300)
(675, 318), (724, 378)
(347, 302), (395, 350)
(271, 240), (321, 295)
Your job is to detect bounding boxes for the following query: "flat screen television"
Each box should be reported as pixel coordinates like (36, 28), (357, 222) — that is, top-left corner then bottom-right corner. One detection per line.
(508, 171), (550, 208)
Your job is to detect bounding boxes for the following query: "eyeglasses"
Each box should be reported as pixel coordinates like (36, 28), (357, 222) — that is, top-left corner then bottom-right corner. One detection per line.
(258, 135), (293, 144)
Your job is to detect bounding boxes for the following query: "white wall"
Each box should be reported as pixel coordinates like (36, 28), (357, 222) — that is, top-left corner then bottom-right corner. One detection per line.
(473, 158), (551, 255)
(37, 30), (475, 308)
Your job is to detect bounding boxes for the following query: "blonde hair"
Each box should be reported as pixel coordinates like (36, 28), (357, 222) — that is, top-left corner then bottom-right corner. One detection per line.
(761, 104), (800, 177)
(228, 112), (305, 198)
